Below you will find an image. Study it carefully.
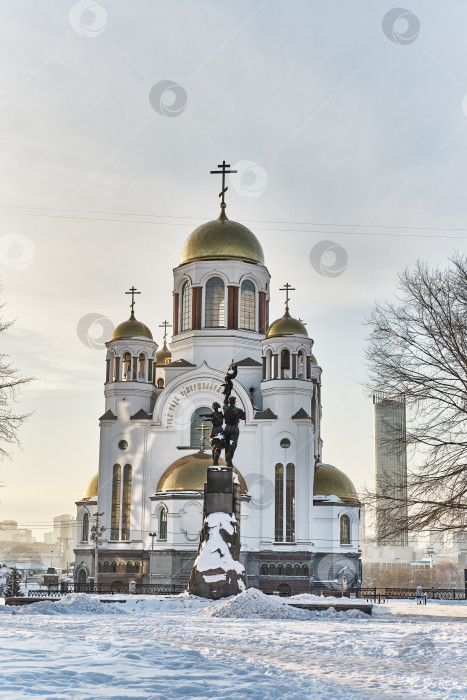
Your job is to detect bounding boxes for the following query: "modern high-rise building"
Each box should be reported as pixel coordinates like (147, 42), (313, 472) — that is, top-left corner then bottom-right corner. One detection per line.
(373, 393), (408, 546)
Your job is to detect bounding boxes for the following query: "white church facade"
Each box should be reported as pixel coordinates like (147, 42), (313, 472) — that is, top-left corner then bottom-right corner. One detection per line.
(74, 173), (361, 594)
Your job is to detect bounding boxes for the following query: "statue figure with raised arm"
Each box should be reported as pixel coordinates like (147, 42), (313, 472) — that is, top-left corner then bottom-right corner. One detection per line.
(200, 402), (225, 466)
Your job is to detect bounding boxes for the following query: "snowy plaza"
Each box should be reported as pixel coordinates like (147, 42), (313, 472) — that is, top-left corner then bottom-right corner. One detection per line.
(0, 590), (466, 699)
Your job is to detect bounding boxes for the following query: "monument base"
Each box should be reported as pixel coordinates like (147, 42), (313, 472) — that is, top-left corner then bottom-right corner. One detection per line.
(187, 466), (247, 599)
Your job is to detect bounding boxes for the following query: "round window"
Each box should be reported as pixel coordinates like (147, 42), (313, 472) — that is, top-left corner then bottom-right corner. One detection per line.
(280, 438), (291, 449)
(118, 440), (128, 451)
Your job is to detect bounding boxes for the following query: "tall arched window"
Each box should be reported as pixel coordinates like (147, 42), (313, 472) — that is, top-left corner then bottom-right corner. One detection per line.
(205, 277), (225, 327)
(340, 514), (351, 545)
(285, 463), (295, 542)
(126, 561), (134, 574)
(297, 350), (305, 380)
(266, 349), (273, 380)
(181, 280), (192, 331)
(190, 406), (211, 447)
(121, 464), (132, 541)
(159, 506), (167, 541)
(82, 512), (89, 542)
(240, 280), (256, 330)
(281, 349), (290, 379)
(123, 352), (131, 380)
(111, 464), (121, 540)
(275, 463), (284, 542)
(103, 561), (110, 573)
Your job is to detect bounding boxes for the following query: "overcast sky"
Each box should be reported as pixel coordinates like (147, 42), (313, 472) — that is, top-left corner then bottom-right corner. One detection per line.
(1, 0), (466, 536)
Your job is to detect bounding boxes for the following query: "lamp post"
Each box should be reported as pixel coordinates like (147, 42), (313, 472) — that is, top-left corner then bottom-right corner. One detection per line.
(90, 512), (106, 589)
(149, 532), (156, 584)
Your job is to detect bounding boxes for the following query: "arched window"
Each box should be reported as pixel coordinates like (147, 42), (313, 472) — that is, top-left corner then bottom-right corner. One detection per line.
(82, 512), (89, 542)
(275, 464), (284, 542)
(266, 349), (273, 380)
(297, 351), (305, 380)
(268, 563), (276, 576)
(103, 561), (110, 573)
(286, 463), (295, 543)
(157, 377), (164, 389)
(181, 280), (192, 331)
(281, 349), (290, 379)
(205, 277), (225, 327)
(159, 506), (168, 541)
(78, 569), (87, 584)
(134, 562), (141, 574)
(111, 464), (121, 540)
(190, 406), (211, 447)
(126, 561), (134, 575)
(285, 564), (293, 576)
(117, 561), (126, 574)
(302, 564), (309, 576)
(113, 355), (120, 382)
(260, 563), (268, 575)
(294, 564), (301, 576)
(340, 514), (351, 545)
(240, 280), (256, 330)
(277, 564), (284, 575)
(123, 352), (131, 380)
(121, 465), (132, 541)
(138, 354), (145, 379)
(111, 561), (117, 574)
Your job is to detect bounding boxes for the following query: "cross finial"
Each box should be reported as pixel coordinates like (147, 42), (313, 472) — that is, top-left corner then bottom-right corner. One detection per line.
(210, 160), (238, 211)
(196, 422), (207, 452)
(125, 286), (141, 317)
(159, 320), (172, 345)
(298, 318), (307, 326)
(279, 283), (295, 313)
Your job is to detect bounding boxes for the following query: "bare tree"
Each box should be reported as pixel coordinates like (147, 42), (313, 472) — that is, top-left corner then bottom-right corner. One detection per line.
(365, 254), (467, 536)
(0, 304), (33, 461)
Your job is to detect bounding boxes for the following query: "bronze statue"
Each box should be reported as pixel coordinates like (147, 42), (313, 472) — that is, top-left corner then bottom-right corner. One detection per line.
(223, 395), (246, 467)
(200, 402), (225, 466)
(222, 361), (238, 397)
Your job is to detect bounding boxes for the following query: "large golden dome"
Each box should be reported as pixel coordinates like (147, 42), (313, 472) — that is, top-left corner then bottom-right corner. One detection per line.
(314, 463), (359, 503)
(180, 210), (264, 265)
(266, 311), (308, 339)
(83, 473), (98, 500)
(157, 450), (248, 493)
(112, 313), (153, 341)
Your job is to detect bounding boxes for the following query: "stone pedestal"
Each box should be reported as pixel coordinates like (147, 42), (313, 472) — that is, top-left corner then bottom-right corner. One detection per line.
(187, 466), (247, 599)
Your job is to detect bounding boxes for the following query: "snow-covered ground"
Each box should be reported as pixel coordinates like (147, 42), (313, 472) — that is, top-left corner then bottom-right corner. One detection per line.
(0, 590), (466, 699)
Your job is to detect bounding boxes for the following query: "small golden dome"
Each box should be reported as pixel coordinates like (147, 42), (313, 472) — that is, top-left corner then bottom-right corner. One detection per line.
(310, 353), (318, 365)
(156, 341), (171, 366)
(314, 463), (359, 503)
(180, 211), (264, 265)
(83, 473), (98, 500)
(157, 450), (248, 493)
(112, 313), (153, 341)
(266, 310), (308, 339)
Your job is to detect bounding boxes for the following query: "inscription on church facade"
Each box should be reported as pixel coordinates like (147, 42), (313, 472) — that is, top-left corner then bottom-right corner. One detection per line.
(166, 382), (225, 427)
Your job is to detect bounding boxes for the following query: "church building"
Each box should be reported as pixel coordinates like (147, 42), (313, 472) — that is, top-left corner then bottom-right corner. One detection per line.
(74, 164), (361, 594)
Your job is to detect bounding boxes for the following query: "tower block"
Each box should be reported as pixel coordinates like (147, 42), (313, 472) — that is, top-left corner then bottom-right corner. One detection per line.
(187, 466), (247, 599)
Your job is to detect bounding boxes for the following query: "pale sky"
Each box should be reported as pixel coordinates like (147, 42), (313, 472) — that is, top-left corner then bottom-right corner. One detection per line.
(1, 0), (466, 537)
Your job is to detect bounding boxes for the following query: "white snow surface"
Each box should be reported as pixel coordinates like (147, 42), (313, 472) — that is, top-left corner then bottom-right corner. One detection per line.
(0, 592), (125, 615)
(0, 594), (466, 698)
(194, 512), (245, 577)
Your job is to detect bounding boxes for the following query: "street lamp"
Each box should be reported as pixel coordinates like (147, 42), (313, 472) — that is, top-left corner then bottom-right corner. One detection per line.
(90, 512), (106, 589)
(149, 532), (157, 584)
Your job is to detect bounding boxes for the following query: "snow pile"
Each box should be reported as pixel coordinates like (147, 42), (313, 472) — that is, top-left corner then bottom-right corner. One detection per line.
(16, 593), (126, 615)
(200, 588), (309, 619)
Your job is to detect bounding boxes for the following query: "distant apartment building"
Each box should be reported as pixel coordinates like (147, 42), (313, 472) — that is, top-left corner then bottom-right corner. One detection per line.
(373, 393), (408, 546)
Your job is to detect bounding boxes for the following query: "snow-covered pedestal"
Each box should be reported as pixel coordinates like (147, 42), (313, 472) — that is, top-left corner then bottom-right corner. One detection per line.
(187, 467), (247, 599)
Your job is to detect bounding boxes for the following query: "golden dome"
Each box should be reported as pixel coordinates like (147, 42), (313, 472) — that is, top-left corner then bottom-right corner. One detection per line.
(83, 473), (98, 500)
(311, 353), (318, 365)
(180, 210), (264, 265)
(156, 341), (171, 366)
(157, 450), (248, 493)
(314, 463), (359, 503)
(112, 313), (153, 341)
(266, 310), (308, 339)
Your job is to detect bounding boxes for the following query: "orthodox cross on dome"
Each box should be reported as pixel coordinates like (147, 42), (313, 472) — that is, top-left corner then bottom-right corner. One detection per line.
(279, 283), (295, 314)
(298, 318), (307, 326)
(159, 320), (172, 345)
(196, 422), (207, 452)
(125, 286), (141, 317)
(210, 160), (238, 209)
